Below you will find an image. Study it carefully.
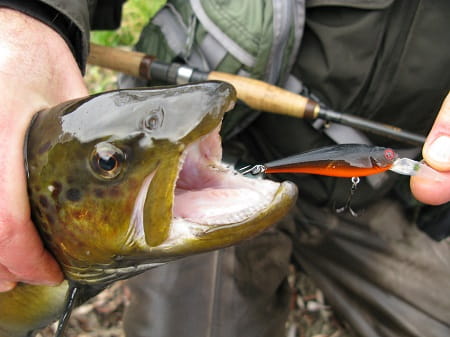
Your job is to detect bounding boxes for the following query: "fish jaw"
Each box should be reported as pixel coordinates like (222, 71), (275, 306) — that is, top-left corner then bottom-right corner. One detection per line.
(114, 124), (298, 271)
(70, 127), (297, 284)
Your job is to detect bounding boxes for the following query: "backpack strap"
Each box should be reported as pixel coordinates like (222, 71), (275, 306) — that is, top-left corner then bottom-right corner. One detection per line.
(266, 0), (305, 84)
(198, 33), (228, 70)
(152, 4), (210, 70)
(190, 0), (256, 68)
(191, 0), (305, 85)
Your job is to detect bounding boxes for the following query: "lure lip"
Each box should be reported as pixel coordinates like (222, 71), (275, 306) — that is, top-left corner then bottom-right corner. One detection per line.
(390, 158), (445, 181)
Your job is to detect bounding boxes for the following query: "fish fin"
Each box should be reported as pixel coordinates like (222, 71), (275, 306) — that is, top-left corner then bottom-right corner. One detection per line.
(54, 282), (80, 337)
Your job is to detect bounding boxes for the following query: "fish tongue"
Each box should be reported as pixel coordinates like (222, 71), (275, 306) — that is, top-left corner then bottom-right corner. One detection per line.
(173, 186), (273, 225)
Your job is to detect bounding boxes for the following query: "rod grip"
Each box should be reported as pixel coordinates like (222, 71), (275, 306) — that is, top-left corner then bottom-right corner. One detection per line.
(207, 71), (318, 119)
(88, 43), (147, 78)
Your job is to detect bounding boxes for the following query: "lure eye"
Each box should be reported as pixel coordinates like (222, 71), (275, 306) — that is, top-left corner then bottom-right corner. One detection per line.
(90, 142), (125, 179)
(384, 148), (397, 162)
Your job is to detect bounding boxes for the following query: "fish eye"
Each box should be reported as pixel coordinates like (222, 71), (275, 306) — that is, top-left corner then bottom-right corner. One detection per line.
(90, 142), (125, 179)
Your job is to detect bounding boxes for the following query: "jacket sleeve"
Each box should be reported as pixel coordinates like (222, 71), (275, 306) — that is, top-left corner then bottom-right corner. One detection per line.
(0, 0), (126, 71)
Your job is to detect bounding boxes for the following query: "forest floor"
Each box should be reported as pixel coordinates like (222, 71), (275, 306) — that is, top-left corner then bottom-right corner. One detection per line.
(37, 267), (352, 337)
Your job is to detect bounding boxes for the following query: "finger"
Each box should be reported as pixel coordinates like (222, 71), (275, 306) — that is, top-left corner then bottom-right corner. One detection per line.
(0, 280), (16, 292)
(410, 171), (450, 205)
(411, 91), (450, 205)
(0, 217), (63, 285)
(0, 263), (17, 292)
(0, 102), (63, 285)
(422, 91), (450, 170)
(0, 262), (16, 281)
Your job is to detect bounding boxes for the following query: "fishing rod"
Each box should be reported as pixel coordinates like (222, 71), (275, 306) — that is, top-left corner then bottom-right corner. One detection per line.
(88, 43), (426, 146)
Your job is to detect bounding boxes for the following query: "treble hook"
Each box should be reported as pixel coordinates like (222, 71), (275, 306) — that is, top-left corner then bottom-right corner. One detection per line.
(239, 164), (266, 175)
(336, 176), (360, 217)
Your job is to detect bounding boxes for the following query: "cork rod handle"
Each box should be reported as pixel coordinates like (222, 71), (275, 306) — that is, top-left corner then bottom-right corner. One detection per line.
(88, 43), (146, 78)
(208, 71), (317, 119)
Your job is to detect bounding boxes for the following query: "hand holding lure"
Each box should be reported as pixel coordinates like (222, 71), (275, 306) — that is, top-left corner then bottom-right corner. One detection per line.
(240, 144), (444, 181)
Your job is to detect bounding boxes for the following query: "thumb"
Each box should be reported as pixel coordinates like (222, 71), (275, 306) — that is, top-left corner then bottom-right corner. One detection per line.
(422, 92), (450, 170)
(411, 91), (450, 205)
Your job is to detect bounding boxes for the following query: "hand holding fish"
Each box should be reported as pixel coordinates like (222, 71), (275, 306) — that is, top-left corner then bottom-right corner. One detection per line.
(0, 9), (87, 292)
(411, 91), (450, 205)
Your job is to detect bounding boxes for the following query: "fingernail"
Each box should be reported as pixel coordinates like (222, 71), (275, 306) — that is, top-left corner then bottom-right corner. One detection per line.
(0, 280), (16, 292)
(427, 135), (450, 164)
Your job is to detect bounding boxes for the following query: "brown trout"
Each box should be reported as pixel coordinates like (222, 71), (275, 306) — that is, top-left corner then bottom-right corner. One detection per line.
(0, 81), (297, 337)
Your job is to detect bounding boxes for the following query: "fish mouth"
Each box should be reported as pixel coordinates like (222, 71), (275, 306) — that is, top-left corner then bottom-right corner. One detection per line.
(96, 124), (297, 283)
(62, 82), (295, 283)
(173, 127), (280, 228)
(137, 123), (297, 253)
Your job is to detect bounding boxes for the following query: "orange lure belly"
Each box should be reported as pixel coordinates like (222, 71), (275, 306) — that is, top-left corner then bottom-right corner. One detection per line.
(265, 161), (393, 177)
(262, 144), (398, 178)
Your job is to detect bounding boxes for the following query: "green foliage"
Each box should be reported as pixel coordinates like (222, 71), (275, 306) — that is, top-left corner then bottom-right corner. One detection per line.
(91, 0), (166, 47)
(86, 0), (166, 93)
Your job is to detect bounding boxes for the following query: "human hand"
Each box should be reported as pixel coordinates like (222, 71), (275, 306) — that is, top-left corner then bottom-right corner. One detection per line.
(411, 91), (450, 205)
(0, 8), (88, 292)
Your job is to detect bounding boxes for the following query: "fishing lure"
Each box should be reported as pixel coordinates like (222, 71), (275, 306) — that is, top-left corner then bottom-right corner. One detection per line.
(240, 144), (444, 181)
(240, 144), (444, 216)
(240, 144), (398, 177)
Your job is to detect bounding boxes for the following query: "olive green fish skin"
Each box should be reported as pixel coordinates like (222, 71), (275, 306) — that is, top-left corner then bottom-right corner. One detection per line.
(0, 81), (297, 337)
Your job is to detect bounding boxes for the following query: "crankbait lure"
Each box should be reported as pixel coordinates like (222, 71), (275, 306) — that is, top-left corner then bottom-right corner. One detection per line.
(240, 144), (443, 181)
(240, 144), (397, 177)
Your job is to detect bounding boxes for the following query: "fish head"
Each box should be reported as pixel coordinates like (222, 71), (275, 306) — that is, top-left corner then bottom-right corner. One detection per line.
(26, 81), (297, 285)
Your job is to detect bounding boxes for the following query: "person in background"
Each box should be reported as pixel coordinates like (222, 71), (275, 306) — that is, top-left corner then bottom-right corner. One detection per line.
(0, 1), (448, 337)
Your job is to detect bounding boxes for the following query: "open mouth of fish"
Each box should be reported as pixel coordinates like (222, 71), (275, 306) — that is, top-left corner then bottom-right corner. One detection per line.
(131, 124), (295, 248)
(174, 127), (280, 227)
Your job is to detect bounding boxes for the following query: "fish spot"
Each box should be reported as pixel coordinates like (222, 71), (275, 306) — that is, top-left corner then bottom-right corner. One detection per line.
(45, 213), (55, 226)
(67, 176), (78, 185)
(72, 209), (88, 220)
(66, 188), (82, 202)
(50, 181), (62, 199)
(127, 178), (139, 190)
(109, 185), (121, 198)
(94, 188), (105, 198)
(39, 195), (49, 208)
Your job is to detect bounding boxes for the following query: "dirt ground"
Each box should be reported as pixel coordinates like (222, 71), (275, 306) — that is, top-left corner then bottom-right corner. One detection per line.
(36, 266), (353, 337)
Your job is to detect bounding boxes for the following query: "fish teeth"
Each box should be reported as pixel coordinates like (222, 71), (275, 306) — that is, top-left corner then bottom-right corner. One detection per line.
(178, 149), (188, 172)
(185, 192), (272, 226)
